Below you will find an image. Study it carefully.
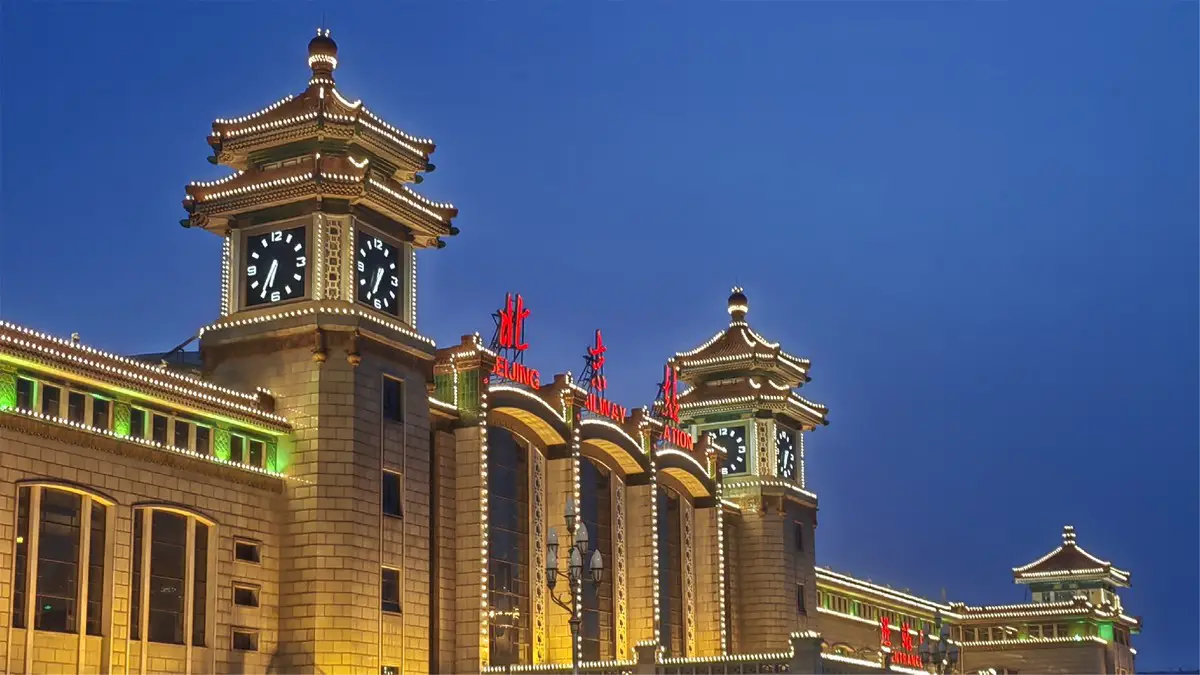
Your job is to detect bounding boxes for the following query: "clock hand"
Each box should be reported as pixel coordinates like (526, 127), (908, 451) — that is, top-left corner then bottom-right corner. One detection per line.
(372, 267), (384, 294)
(262, 259), (279, 298)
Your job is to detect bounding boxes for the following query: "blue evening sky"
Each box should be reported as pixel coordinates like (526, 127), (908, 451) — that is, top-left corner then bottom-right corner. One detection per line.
(1, 2), (1195, 667)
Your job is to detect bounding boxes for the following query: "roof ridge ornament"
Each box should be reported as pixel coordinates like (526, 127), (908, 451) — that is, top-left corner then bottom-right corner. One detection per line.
(727, 286), (749, 322)
(308, 28), (338, 82)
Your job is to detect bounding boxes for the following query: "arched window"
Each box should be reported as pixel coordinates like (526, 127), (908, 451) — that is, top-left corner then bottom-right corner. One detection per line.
(12, 483), (111, 636)
(579, 457), (614, 661)
(487, 426), (531, 666)
(129, 505), (213, 646)
(657, 486), (685, 657)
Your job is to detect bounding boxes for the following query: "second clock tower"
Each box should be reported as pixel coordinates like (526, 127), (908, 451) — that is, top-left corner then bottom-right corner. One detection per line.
(673, 288), (828, 654)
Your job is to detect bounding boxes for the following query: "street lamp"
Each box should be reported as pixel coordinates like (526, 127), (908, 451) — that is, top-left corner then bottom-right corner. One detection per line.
(547, 497), (604, 675)
(918, 611), (960, 675)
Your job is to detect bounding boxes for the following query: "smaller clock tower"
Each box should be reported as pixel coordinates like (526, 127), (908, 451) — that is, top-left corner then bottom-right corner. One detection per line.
(673, 288), (828, 654)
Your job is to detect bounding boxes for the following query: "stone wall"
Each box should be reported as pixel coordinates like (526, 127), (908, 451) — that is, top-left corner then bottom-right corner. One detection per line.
(0, 421), (282, 675)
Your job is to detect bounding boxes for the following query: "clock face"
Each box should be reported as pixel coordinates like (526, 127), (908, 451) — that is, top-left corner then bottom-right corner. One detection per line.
(776, 426), (796, 480)
(713, 425), (748, 476)
(244, 226), (307, 307)
(356, 231), (401, 316)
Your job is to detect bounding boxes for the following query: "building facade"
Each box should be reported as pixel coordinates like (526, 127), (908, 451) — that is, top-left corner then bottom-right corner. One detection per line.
(0, 33), (1139, 675)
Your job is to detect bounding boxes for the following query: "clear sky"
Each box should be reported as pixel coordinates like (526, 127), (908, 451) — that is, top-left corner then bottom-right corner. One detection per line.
(1, 2), (1195, 668)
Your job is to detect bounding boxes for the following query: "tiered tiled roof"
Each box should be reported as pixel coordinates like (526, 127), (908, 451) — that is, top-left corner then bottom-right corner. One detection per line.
(182, 31), (458, 249)
(672, 288), (828, 428)
(1013, 525), (1132, 588)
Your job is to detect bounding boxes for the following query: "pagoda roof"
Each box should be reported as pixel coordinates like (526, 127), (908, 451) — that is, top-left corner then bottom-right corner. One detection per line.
(205, 31), (436, 181)
(183, 153), (457, 247)
(678, 375), (828, 429)
(673, 288), (813, 389)
(1012, 525), (1131, 588)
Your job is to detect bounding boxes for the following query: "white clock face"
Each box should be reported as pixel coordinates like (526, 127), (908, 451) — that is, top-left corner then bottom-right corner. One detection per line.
(244, 226), (307, 307)
(776, 426), (796, 480)
(356, 231), (400, 316)
(715, 425), (748, 475)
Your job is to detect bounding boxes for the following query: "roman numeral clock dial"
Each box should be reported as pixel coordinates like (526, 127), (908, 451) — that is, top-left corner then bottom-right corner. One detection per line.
(244, 226), (307, 307)
(356, 232), (400, 316)
(714, 425), (748, 476)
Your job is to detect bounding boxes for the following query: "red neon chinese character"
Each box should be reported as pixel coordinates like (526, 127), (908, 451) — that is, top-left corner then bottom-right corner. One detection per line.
(497, 293), (530, 352)
(588, 329), (608, 392)
(901, 623), (914, 652)
(880, 617), (892, 648)
(659, 363), (680, 423)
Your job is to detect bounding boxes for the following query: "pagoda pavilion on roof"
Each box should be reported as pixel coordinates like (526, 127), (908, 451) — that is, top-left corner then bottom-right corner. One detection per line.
(1013, 524), (1132, 590)
(672, 287), (828, 431)
(182, 30), (458, 250)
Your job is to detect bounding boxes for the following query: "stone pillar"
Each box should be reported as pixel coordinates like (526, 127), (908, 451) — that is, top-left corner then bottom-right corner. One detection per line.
(734, 502), (791, 653)
(453, 424), (485, 672)
(546, 457), (574, 664)
(789, 633), (825, 674)
(692, 506), (722, 656)
(432, 428), (458, 672)
(625, 483), (656, 648)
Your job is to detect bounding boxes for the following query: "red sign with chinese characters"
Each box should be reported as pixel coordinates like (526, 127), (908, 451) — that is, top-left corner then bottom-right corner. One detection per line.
(490, 293), (541, 390)
(655, 363), (694, 451)
(583, 330), (628, 423)
(496, 293), (530, 352)
(880, 618), (923, 668)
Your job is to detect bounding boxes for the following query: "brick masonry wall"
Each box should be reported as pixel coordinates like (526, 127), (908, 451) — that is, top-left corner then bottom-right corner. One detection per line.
(961, 643), (1107, 674)
(0, 423), (281, 675)
(624, 483), (655, 649)
(692, 506), (721, 656)
(433, 427), (458, 671)
(452, 424), (483, 672)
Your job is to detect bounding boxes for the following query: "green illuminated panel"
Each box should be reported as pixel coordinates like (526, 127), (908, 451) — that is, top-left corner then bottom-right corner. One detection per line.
(113, 402), (131, 437)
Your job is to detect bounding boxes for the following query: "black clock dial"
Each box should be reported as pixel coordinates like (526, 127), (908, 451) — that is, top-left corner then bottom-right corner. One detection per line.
(356, 231), (401, 316)
(713, 425), (748, 476)
(244, 226), (307, 307)
(776, 426), (796, 480)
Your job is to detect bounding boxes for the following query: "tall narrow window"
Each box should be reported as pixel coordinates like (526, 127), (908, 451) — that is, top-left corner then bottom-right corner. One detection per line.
(796, 584), (807, 614)
(794, 521), (805, 551)
(148, 510), (186, 644)
(174, 420), (191, 449)
(580, 458), (614, 661)
(41, 384), (61, 417)
(151, 414), (169, 445)
(486, 427), (530, 666)
(131, 509), (210, 645)
(248, 440), (264, 468)
(86, 501), (106, 636)
(382, 377), (404, 423)
(382, 471), (403, 518)
(92, 398), (111, 431)
(36, 488), (81, 632)
(130, 408), (146, 440)
(13, 486), (30, 628)
(381, 567), (401, 614)
(192, 522), (208, 646)
(659, 488), (685, 657)
(230, 435), (244, 463)
(67, 391), (87, 423)
(131, 513), (143, 639)
(16, 377), (34, 409)
(195, 426), (210, 455)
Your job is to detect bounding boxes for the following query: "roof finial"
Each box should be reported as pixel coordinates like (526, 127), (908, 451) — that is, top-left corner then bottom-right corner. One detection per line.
(1062, 524), (1077, 546)
(307, 27), (338, 82)
(727, 286), (749, 321)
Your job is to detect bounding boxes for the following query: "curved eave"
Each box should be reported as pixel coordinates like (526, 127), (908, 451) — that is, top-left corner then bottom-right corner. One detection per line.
(579, 418), (650, 480)
(680, 391), (829, 429)
(207, 87), (434, 172)
(674, 324), (812, 387)
(1013, 568), (1131, 589)
(183, 168), (457, 241)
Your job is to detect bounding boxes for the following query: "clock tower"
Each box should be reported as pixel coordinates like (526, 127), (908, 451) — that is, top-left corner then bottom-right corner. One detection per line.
(673, 288), (828, 654)
(181, 32), (458, 673)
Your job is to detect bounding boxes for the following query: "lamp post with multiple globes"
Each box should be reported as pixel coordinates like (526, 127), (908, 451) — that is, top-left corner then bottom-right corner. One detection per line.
(546, 497), (604, 675)
(918, 610), (961, 675)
